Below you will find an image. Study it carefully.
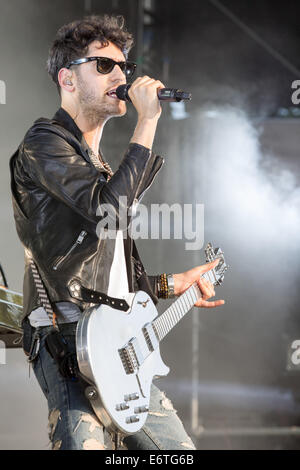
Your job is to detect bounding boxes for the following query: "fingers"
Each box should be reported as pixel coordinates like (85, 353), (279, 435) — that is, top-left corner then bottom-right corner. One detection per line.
(199, 258), (220, 275)
(195, 299), (225, 308)
(128, 76), (164, 120)
(195, 276), (225, 308)
(129, 76), (165, 98)
(198, 276), (215, 300)
(132, 76), (165, 88)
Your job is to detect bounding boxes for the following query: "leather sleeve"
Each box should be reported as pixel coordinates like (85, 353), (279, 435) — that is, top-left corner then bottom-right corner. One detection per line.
(21, 125), (163, 227)
(147, 274), (159, 298)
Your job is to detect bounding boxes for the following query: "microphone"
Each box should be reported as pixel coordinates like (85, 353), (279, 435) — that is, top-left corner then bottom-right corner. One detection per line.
(116, 84), (192, 102)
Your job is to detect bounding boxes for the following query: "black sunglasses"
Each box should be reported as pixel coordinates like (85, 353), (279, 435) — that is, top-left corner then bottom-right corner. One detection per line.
(66, 56), (136, 79)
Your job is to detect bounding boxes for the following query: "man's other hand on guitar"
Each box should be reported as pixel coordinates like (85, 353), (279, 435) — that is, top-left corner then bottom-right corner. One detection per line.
(173, 259), (225, 308)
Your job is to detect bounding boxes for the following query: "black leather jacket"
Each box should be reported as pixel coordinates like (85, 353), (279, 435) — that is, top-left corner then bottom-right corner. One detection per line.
(9, 108), (164, 321)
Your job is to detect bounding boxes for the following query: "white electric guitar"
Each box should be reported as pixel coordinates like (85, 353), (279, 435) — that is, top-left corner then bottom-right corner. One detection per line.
(76, 243), (228, 435)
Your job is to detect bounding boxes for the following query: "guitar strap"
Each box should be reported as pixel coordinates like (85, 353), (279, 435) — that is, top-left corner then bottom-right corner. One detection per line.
(26, 249), (129, 384)
(68, 279), (129, 311)
(26, 249), (59, 330)
(26, 249), (130, 330)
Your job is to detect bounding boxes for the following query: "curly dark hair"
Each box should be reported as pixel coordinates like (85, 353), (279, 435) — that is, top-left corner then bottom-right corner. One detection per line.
(47, 14), (134, 94)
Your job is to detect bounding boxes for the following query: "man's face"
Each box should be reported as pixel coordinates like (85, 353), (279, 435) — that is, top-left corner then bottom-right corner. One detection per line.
(73, 40), (128, 122)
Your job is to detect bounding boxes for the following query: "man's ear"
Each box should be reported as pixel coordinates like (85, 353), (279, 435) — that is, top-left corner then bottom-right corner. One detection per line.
(58, 68), (75, 92)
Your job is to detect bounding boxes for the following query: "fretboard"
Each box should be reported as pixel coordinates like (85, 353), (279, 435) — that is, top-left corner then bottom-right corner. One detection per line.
(150, 249), (226, 343)
(152, 282), (202, 342)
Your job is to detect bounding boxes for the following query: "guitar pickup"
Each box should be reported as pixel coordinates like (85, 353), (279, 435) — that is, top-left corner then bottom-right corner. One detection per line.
(143, 323), (159, 352)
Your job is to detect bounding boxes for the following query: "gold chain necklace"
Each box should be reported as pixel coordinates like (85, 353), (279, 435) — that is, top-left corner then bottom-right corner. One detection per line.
(89, 148), (114, 180)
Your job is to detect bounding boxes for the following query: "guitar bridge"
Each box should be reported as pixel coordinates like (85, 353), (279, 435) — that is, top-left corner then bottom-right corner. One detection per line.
(119, 338), (143, 375)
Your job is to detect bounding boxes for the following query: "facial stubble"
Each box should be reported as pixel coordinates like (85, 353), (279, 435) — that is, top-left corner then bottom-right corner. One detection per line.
(76, 71), (126, 126)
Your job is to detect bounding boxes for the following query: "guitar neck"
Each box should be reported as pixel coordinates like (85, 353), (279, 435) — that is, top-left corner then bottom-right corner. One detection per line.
(150, 246), (227, 344)
(152, 280), (203, 342)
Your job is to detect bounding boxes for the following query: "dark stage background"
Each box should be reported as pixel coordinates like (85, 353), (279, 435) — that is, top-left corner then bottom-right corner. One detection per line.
(0, 0), (299, 449)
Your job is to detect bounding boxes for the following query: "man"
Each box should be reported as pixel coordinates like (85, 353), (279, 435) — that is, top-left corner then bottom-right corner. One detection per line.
(10, 15), (224, 450)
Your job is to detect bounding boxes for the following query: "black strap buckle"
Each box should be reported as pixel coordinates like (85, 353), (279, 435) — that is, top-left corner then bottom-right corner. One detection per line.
(27, 330), (40, 363)
(68, 280), (129, 312)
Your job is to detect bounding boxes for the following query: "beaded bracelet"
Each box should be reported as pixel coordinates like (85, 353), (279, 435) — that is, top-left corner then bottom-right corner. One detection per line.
(159, 273), (169, 299)
(157, 273), (176, 299)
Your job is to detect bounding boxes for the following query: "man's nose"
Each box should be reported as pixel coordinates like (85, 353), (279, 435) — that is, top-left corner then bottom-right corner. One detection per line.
(111, 63), (127, 80)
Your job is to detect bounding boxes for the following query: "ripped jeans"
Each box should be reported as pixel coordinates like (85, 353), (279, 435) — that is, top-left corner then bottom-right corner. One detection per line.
(32, 322), (196, 451)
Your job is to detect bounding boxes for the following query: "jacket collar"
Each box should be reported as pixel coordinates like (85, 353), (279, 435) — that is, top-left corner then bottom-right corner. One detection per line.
(52, 107), (84, 143)
(52, 107), (99, 166)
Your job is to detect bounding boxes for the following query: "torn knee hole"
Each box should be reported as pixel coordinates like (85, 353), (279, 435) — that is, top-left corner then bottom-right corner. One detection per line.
(73, 413), (103, 434)
(160, 392), (176, 412)
(48, 409), (61, 440)
(52, 440), (62, 450)
(83, 438), (106, 450)
(181, 441), (195, 449)
(149, 411), (168, 417)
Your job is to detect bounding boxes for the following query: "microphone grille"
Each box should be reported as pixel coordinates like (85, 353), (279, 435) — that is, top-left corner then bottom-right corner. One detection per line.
(116, 84), (129, 101)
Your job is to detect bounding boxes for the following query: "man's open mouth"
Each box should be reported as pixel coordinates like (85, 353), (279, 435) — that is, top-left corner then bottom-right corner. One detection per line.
(106, 89), (118, 99)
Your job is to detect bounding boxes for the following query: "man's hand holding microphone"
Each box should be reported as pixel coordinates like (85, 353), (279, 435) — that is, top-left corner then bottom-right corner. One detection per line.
(128, 76), (165, 150)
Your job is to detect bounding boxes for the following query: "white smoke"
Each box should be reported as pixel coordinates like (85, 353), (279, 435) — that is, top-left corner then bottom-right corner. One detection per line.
(192, 106), (300, 252)
(173, 105), (300, 386)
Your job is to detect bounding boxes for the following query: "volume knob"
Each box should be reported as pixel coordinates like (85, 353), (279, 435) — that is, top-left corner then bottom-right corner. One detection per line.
(134, 405), (149, 414)
(126, 415), (140, 424)
(124, 393), (139, 401)
(116, 402), (130, 411)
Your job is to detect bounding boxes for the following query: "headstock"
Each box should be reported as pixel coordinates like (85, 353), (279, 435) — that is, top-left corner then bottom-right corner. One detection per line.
(204, 242), (228, 286)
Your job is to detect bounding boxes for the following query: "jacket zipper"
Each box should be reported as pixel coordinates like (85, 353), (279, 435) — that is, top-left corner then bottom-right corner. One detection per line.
(52, 230), (88, 271)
